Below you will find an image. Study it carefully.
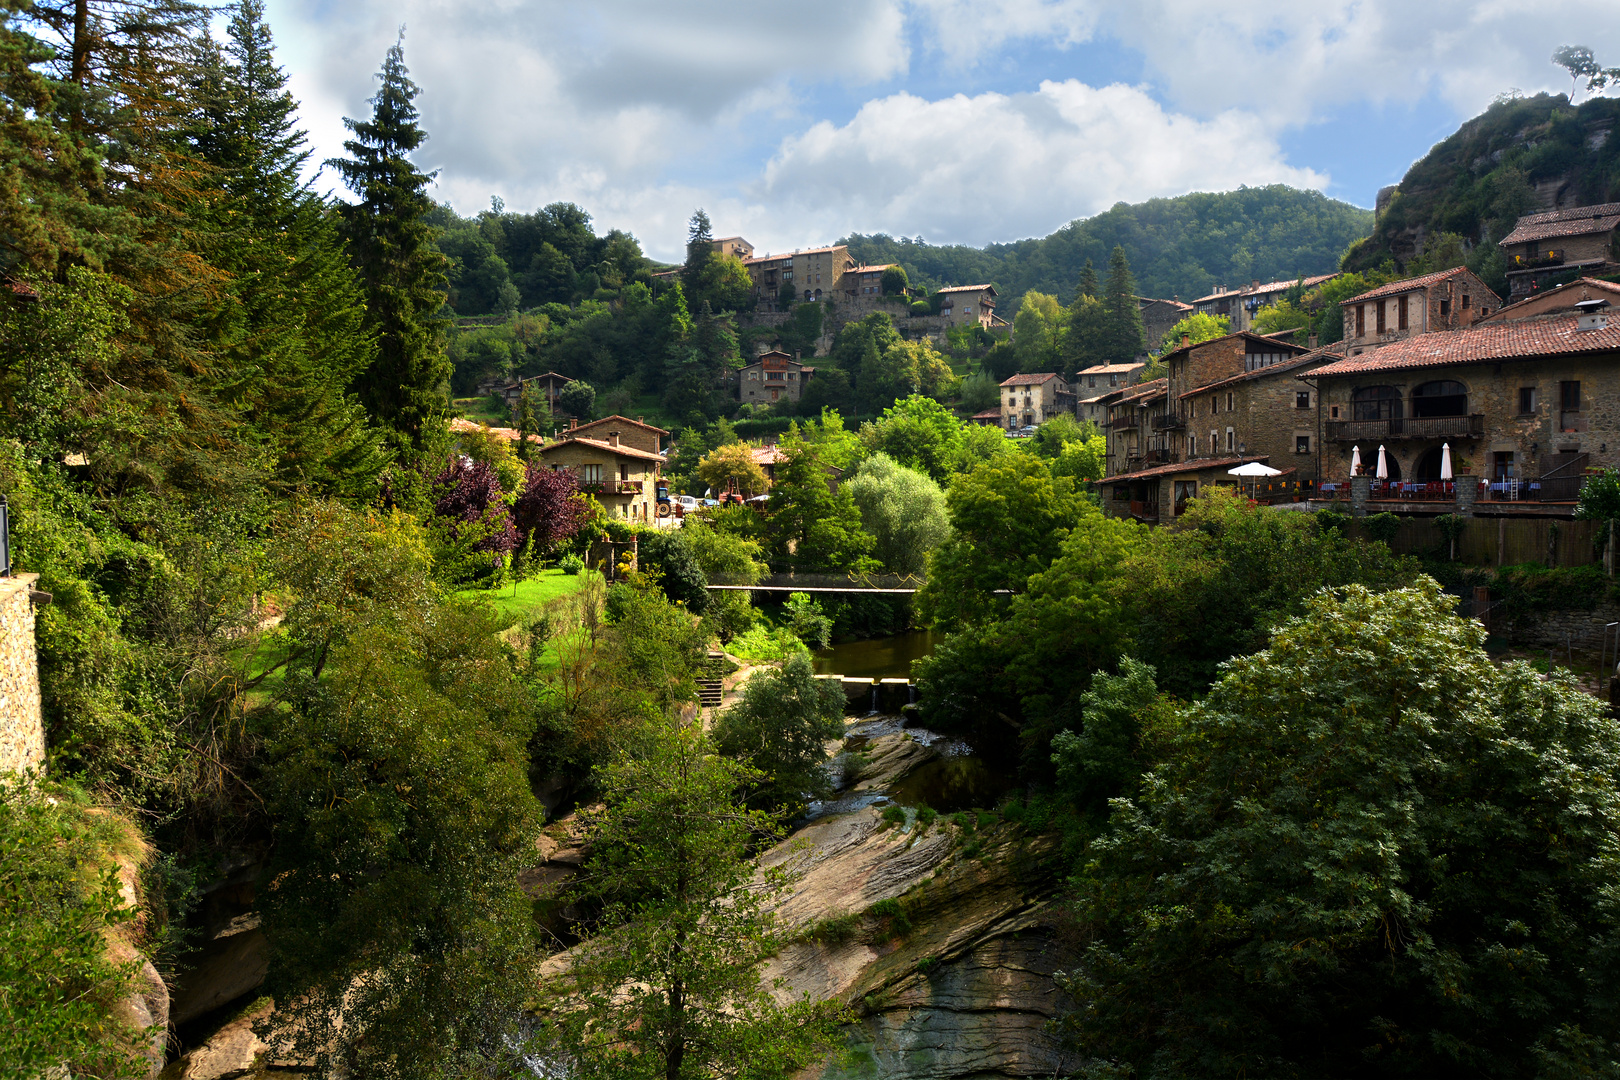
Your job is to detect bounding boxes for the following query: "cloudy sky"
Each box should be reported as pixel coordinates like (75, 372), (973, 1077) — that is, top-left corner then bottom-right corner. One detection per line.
(264, 0), (1612, 262)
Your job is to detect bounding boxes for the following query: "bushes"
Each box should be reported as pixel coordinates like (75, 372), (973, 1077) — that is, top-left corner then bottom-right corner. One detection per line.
(712, 651), (846, 813)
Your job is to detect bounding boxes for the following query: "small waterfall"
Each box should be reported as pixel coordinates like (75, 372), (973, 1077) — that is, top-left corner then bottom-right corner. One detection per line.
(868, 683), (880, 715)
(908, 682), (917, 705)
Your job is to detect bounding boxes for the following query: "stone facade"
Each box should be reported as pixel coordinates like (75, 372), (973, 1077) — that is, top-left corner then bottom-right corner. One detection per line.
(1499, 203), (1620, 297)
(740, 350), (815, 406)
(933, 285), (998, 331)
(999, 373), (1075, 430)
(1190, 274), (1339, 334)
(1178, 346), (1346, 481)
(1339, 267), (1496, 356)
(1137, 296), (1193, 349)
(536, 436), (663, 522)
(0, 573), (43, 776)
(558, 414), (669, 455)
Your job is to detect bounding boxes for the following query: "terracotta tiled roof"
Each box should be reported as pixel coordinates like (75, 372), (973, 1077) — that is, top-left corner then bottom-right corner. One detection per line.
(1160, 331), (1310, 363)
(750, 446), (789, 465)
(1000, 372), (1065, 386)
(1115, 377), (1168, 404)
(1136, 295), (1192, 309)
(538, 436), (665, 463)
(1480, 277), (1620, 323)
(935, 284), (997, 295)
(1307, 314), (1620, 377)
(1501, 203), (1620, 246)
(1100, 455), (1268, 483)
(971, 408), (1003, 419)
(1180, 342), (1349, 397)
(1345, 266), (1480, 304)
(849, 264), (895, 274)
(1079, 362), (1146, 375)
(742, 244), (847, 264)
(1190, 274), (1337, 306)
(564, 414), (671, 437)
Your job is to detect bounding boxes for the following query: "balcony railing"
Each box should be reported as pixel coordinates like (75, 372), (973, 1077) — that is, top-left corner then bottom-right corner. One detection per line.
(580, 480), (644, 495)
(1105, 413), (1138, 430)
(1325, 414), (1485, 442)
(1144, 448), (1176, 464)
(1128, 500), (1159, 522)
(1152, 414), (1186, 431)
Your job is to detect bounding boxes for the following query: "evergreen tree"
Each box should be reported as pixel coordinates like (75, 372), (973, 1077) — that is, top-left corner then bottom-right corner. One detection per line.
(1102, 245), (1146, 364)
(516, 379), (535, 463)
(1076, 258), (1098, 300)
(681, 207), (714, 295)
(191, 1), (385, 495)
(328, 35), (451, 451)
(665, 300), (736, 426)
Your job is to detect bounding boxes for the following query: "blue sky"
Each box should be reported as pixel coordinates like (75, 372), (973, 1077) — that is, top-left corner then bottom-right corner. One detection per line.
(263, 0), (1616, 262)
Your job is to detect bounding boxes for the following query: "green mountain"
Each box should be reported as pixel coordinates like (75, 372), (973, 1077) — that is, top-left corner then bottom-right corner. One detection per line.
(840, 185), (1374, 313)
(1342, 93), (1620, 289)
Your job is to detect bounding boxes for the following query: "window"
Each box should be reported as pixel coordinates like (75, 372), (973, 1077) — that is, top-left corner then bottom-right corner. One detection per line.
(1461, 293), (1470, 310)
(1356, 304), (1366, 336)
(1411, 380), (1468, 418)
(1113, 486), (1130, 502)
(620, 465), (631, 482)
(1376, 301), (1387, 334)
(1331, 405), (1339, 419)
(1562, 380), (1582, 410)
(1398, 294), (1408, 330)
(1518, 387), (1537, 415)
(1188, 435), (1197, 456)
(1352, 385), (1403, 421)
(1493, 451), (1514, 480)
(1226, 392), (1235, 412)
(1439, 299), (1450, 319)
(748, 370), (759, 380)
(1174, 480), (1198, 508)
(786, 371), (796, 380)
(580, 464), (602, 484)
(1226, 427), (1235, 452)
(1088, 376), (1096, 387)
(1296, 390), (1311, 409)
(1211, 395), (1218, 414)
(1110, 374), (1119, 386)
(1296, 435), (1311, 453)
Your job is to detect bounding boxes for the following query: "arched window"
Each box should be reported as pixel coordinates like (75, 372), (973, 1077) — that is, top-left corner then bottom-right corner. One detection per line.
(1412, 380), (1468, 418)
(1352, 385), (1402, 421)
(1413, 446), (1447, 480)
(814, 288), (822, 300)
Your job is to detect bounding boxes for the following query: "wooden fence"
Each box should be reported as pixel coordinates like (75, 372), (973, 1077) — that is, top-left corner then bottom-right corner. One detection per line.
(1361, 515), (1606, 569)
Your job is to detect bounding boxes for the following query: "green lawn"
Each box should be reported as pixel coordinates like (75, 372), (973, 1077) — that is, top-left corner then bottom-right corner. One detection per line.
(453, 396), (507, 424)
(456, 568), (597, 625)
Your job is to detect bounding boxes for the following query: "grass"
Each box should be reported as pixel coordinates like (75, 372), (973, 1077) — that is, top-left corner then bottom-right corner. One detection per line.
(452, 396), (507, 424)
(455, 567), (598, 626)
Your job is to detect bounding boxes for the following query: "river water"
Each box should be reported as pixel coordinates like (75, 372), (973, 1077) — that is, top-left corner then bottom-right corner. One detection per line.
(812, 629), (938, 680)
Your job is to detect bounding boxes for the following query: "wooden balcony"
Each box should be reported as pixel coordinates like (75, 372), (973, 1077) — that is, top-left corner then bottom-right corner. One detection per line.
(580, 480), (644, 496)
(1325, 414), (1485, 442)
(1105, 413), (1138, 430)
(1128, 500), (1159, 522)
(1151, 414), (1186, 431)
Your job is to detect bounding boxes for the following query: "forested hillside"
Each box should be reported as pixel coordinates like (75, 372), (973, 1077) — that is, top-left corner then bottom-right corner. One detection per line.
(841, 186), (1374, 310)
(1343, 93), (1620, 290)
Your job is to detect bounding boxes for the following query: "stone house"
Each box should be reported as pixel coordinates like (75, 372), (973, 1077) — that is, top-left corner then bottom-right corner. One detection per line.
(537, 431), (664, 522)
(1177, 342), (1348, 480)
(556, 414), (670, 455)
(497, 371), (571, 418)
(1101, 378), (1169, 477)
(710, 236), (755, 261)
(1480, 276), (1620, 324)
(1137, 296), (1193, 349)
(740, 350), (815, 406)
(1339, 266), (1496, 355)
(1073, 363), (1146, 425)
(1000, 372), (1075, 429)
(1305, 304), (1620, 500)
(1099, 454), (1273, 524)
(1161, 331), (1312, 407)
(935, 285), (997, 330)
(742, 245), (855, 307)
(1499, 203), (1620, 298)
(846, 264), (897, 298)
(1190, 274), (1339, 334)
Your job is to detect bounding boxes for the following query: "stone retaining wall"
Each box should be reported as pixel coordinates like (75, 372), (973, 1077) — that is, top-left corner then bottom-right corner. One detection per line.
(1507, 600), (1620, 656)
(0, 573), (43, 776)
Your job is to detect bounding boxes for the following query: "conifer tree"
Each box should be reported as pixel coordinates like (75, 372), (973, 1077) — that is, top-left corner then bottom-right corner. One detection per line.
(681, 208), (713, 296)
(191, 1), (385, 495)
(329, 35), (451, 452)
(1102, 245), (1146, 364)
(1076, 258), (1098, 299)
(516, 380), (535, 464)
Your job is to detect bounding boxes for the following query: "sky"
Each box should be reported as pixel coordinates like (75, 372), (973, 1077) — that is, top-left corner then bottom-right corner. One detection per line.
(263, 0), (1615, 262)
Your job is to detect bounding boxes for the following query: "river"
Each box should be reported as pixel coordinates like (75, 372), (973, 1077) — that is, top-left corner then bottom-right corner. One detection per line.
(811, 629), (938, 680)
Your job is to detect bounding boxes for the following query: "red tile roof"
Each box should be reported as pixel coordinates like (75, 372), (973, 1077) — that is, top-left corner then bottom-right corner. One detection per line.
(450, 417), (539, 444)
(564, 414), (671, 437)
(539, 436), (665, 463)
(1501, 202), (1620, 246)
(971, 408), (1003, 419)
(1000, 372), (1065, 386)
(1080, 362), (1147, 375)
(1115, 377), (1168, 404)
(1480, 277), (1620, 323)
(1345, 266), (1481, 304)
(1191, 274), (1337, 306)
(936, 284), (997, 295)
(1307, 314), (1620, 377)
(1159, 331), (1310, 364)
(1100, 455), (1268, 483)
(849, 264), (895, 274)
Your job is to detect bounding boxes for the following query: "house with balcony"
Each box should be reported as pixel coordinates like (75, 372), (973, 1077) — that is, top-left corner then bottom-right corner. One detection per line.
(1339, 267), (1497, 356)
(1000, 372), (1074, 429)
(936, 285), (998, 330)
(1305, 297), (1620, 513)
(537, 428), (664, 522)
(1498, 202), (1620, 298)
(740, 350), (815, 406)
(1189, 274), (1339, 334)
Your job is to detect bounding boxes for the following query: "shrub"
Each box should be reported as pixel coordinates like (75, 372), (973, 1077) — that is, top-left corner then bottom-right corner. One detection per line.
(558, 553), (585, 575)
(1363, 511), (1401, 545)
(800, 911), (861, 945)
(951, 811), (972, 831)
(881, 805), (906, 827)
(712, 651), (847, 813)
(915, 806), (938, 830)
(909, 300), (930, 316)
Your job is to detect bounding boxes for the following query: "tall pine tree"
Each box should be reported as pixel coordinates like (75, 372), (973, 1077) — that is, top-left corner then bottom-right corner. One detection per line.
(191, 1), (385, 495)
(328, 35), (450, 452)
(1102, 245), (1146, 364)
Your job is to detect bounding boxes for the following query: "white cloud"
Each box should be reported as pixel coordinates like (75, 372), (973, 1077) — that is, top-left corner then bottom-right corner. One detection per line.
(753, 80), (1328, 248)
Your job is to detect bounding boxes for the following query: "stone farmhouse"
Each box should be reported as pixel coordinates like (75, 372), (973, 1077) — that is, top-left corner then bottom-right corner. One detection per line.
(1499, 203), (1620, 298)
(555, 414), (670, 455)
(935, 285), (998, 330)
(536, 426), (665, 523)
(1339, 267), (1496, 355)
(494, 371), (571, 419)
(1137, 295), (1193, 349)
(1000, 372), (1076, 429)
(1074, 363), (1147, 425)
(1190, 274), (1339, 334)
(739, 350), (815, 406)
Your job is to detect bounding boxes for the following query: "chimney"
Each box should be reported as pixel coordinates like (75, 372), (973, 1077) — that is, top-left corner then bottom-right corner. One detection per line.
(568, 418), (577, 431)
(1182, 333), (1190, 347)
(1308, 333), (1319, 349)
(608, 431), (621, 448)
(636, 415), (644, 424)
(1251, 279), (1259, 290)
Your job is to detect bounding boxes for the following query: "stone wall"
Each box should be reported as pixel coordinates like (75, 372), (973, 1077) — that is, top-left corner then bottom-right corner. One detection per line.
(1504, 599), (1620, 655)
(0, 573), (42, 776)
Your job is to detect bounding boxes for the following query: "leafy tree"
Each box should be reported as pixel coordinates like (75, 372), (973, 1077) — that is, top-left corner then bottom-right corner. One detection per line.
(512, 464), (588, 558)
(797, 366), (855, 417)
(1025, 414), (1091, 459)
(765, 436), (876, 574)
(859, 394), (967, 484)
(428, 456), (517, 584)
(696, 442), (767, 498)
(1062, 579), (1620, 1077)
(261, 598), (542, 1079)
(1049, 430), (1108, 483)
(958, 370), (1001, 413)
(713, 651), (846, 813)
(1062, 293), (1110, 375)
(880, 264), (908, 295)
(543, 718), (841, 1079)
(1050, 657), (1163, 819)
(845, 453), (949, 575)
(1012, 291), (1067, 373)
(916, 452), (1087, 630)
(1552, 44), (1620, 100)
(1249, 296), (1312, 342)
(637, 529), (710, 613)
(328, 36), (451, 450)
(665, 300), (738, 425)
(684, 524), (768, 586)
(525, 240), (577, 304)
(782, 591), (834, 650)
(1159, 311), (1230, 354)
(560, 378), (596, 421)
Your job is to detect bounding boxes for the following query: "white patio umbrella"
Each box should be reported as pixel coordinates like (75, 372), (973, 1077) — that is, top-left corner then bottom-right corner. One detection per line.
(1350, 445), (1362, 476)
(1440, 442), (1453, 481)
(1375, 445), (1389, 480)
(1228, 460), (1282, 499)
